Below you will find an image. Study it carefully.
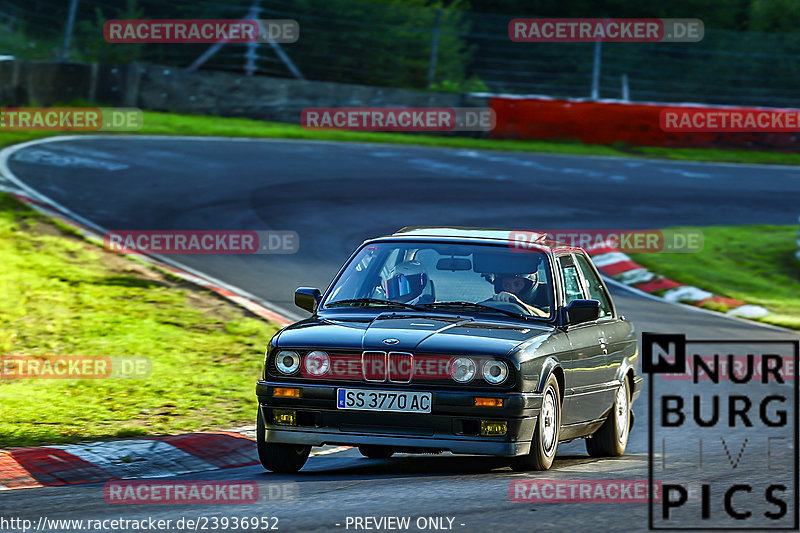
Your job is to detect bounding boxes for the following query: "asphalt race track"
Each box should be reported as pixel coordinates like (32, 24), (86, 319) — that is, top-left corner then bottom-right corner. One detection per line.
(2, 136), (799, 531)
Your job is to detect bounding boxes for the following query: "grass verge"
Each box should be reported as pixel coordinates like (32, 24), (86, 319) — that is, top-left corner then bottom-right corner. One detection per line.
(0, 193), (280, 447)
(2, 111), (800, 166)
(628, 225), (800, 329)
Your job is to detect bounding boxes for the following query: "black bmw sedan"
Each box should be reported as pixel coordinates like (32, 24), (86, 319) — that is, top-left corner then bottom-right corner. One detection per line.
(255, 227), (643, 472)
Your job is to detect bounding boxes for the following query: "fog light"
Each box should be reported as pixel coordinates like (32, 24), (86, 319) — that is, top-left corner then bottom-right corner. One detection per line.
(480, 420), (507, 436)
(273, 410), (297, 426)
(273, 387), (301, 398)
(474, 397), (503, 407)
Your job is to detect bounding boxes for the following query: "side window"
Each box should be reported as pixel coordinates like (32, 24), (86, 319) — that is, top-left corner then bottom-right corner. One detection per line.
(575, 254), (613, 319)
(558, 257), (585, 305)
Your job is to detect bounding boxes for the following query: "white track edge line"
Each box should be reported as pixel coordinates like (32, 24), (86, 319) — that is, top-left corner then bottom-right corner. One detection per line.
(7, 133), (800, 171)
(0, 136), (302, 324)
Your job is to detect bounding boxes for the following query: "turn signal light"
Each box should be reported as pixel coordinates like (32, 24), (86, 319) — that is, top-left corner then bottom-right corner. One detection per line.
(273, 410), (297, 426)
(480, 420), (507, 436)
(474, 397), (503, 407)
(273, 387), (301, 398)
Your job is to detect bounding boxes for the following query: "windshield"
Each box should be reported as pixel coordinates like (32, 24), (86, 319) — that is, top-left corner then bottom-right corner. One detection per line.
(323, 242), (554, 319)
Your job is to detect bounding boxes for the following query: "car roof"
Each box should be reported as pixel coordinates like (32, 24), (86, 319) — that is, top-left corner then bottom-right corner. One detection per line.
(364, 226), (584, 254)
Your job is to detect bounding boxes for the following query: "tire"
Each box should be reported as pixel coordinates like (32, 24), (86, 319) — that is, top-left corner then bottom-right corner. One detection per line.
(358, 445), (394, 459)
(586, 377), (631, 457)
(256, 409), (311, 473)
(512, 374), (561, 471)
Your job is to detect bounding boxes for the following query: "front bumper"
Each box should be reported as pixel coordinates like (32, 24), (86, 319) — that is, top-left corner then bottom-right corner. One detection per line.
(256, 381), (542, 456)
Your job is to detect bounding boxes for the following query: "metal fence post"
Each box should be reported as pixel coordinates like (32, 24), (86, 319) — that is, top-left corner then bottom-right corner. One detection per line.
(427, 9), (442, 89)
(590, 41), (601, 99)
(60, 0), (79, 61)
(243, 0), (261, 76)
(621, 74), (629, 101)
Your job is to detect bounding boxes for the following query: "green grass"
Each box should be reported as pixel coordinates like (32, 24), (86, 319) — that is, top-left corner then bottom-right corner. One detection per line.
(3, 110), (800, 166)
(628, 225), (800, 329)
(0, 193), (280, 447)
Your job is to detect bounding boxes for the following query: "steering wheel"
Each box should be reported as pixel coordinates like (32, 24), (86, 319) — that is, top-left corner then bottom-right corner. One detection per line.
(481, 299), (529, 315)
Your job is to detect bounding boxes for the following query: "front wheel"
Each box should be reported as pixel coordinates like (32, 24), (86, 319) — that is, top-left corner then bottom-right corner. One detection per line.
(586, 378), (631, 457)
(512, 374), (561, 471)
(256, 409), (311, 473)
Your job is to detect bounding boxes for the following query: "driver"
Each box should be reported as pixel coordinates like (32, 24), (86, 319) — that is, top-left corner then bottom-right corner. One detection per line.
(490, 272), (548, 317)
(383, 260), (434, 305)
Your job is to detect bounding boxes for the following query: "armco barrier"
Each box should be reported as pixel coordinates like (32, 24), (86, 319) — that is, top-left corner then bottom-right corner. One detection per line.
(488, 95), (800, 149)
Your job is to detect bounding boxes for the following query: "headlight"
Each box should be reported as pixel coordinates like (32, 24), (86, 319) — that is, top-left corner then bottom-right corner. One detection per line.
(304, 350), (330, 376)
(450, 357), (476, 383)
(483, 360), (508, 384)
(275, 350), (301, 374)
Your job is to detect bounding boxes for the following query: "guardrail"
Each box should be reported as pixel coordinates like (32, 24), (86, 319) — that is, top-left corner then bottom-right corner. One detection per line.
(487, 95), (800, 150)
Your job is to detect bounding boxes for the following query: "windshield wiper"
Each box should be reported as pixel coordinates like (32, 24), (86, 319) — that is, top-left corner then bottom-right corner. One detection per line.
(325, 298), (425, 311)
(418, 301), (528, 319)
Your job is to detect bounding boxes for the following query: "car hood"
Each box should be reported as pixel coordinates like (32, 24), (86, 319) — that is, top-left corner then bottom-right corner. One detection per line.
(275, 313), (554, 357)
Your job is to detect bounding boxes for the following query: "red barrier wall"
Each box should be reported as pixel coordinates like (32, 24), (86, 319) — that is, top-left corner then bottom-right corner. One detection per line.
(489, 96), (800, 149)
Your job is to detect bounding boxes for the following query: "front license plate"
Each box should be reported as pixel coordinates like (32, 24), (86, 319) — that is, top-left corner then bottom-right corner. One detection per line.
(336, 389), (432, 413)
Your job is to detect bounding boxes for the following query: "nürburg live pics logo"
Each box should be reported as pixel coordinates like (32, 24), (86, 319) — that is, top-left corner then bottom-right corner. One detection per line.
(643, 332), (799, 530)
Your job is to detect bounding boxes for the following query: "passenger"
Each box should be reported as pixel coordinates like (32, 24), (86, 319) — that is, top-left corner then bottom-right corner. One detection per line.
(490, 272), (548, 317)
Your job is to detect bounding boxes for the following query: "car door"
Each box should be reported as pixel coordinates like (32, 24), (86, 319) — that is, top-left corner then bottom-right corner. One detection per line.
(574, 253), (635, 402)
(557, 254), (609, 425)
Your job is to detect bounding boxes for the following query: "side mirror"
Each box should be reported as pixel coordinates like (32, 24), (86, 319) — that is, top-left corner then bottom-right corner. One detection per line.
(295, 287), (322, 313)
(565, 299), (601, 325)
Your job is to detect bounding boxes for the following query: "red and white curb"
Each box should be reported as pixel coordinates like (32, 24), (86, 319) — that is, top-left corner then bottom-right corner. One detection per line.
(0, 430), (353, 491)
(585, 241), (771, 319)
(0, 432), (259, 491)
